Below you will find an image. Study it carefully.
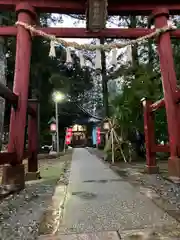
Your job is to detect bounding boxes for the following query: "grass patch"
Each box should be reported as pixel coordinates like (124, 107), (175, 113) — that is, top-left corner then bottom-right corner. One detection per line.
(40, 161), (64, 180)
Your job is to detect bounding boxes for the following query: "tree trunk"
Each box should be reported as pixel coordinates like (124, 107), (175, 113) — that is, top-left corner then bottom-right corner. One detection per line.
(100, 38), (109, 117)
(0, 17), (6, 151)
(148, 19), (153, 68)
(129, 16), (139, 68)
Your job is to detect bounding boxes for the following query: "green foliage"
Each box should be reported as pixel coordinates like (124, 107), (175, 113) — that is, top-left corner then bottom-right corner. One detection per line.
(110, 63), (166, 142)
(5, 13), (180, 147)
(108, 16), (180, 145)
(4, 13), (94, 145)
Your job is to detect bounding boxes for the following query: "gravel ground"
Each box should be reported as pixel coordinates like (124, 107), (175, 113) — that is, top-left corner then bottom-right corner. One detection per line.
(0, 152), (72, 240)
(107, 163), (180, 222)
(87, 147), (180, 218)
(57, 148), (179, 239)
(1, 148), (179, 240)
(87, 148), (180, 238)
(122, 168), (180, 219)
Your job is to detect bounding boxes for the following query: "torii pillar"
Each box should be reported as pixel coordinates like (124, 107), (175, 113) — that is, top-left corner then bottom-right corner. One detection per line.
(2, 3), (36, 189)
(152, 8), (180, 181)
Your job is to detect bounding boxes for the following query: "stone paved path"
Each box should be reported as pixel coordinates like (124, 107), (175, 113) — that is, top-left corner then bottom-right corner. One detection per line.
(55, 148), (179, 237)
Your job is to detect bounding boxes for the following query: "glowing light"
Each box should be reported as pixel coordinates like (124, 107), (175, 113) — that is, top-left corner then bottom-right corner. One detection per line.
(53, 91), (65, 102)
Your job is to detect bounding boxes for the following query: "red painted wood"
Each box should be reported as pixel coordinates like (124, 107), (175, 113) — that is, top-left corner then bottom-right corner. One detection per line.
(35, 28), (180, 39)
(27, 105), (36, 117)
(39, 27), (150, 39)
(1, 1), (180, 15)
(0, 81), (36, 116)
(153, 8), (180, 157)
(23, 151), (29, 159)
(28, 100), (38, 172)
(153, 144), (170, 153)
(0, 151), (29, 165)
(0, 81), (18, 106)
(0, 152), (17, 165)
(2, 26), (180, 39)
(175, 89), (180, 103)
(8, 7), (34, 163)
(150, 98), (165, 111)
(0, 26), (17, 36)
(142, 99), (156, 167)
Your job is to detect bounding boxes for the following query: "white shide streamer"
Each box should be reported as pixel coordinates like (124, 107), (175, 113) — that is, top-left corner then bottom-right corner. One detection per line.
(79, 52), (85, 67)
(66, 47), (73, 65)
(110, 48), (117, 66)
(49, 40), (56, 57)
(95, 39), (102, 70)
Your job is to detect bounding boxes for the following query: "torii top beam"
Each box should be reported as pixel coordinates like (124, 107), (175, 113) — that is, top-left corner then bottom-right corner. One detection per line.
(1, 1), (180, 15)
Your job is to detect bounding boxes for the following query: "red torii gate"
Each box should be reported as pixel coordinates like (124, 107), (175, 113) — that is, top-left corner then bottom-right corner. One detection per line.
(0, 1), (180, 188)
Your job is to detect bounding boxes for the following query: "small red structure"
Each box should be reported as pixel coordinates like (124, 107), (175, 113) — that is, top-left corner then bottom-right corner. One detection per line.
(65, 128), (73, 145)
(141, 8), (180, 179)
(0, 1), (179, 188)
(96, 127), (101, 145)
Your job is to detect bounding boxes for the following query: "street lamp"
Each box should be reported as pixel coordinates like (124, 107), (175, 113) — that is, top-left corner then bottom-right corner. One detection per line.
(52, 91), (65, 154)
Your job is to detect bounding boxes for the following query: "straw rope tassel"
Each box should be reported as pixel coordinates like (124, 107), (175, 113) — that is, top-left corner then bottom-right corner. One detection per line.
(16, 21), (176, 52)
(49, 40), (56, 57)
